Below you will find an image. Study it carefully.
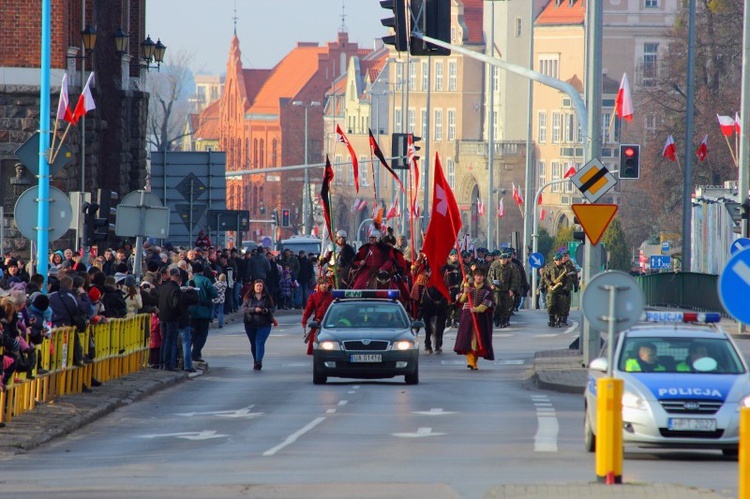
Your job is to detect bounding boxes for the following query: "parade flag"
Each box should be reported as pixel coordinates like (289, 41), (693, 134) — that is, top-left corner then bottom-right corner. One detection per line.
(336, 124), (359, 192)
(512, 183), (524, 206)
(735, 112), (741, 134)
(320, 156), (334, 239)
(353, 198), (367, 212)
(662, 135), (676, 161)
(477, 197), (485, 216)
(615, 73), (634, 122)
(497, 197), (505, 218)
(422, 153), (461, 300)
(368, 129), (405, 193)
(696, 135), (708, 162)
(386, 197), (399, 221)
(56, 73), (75, 123)
(717, 115), (736, 136)
(72, 72), (96, 124)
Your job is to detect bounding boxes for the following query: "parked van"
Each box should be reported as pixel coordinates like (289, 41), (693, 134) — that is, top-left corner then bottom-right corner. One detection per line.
(277, 235), (322, 256)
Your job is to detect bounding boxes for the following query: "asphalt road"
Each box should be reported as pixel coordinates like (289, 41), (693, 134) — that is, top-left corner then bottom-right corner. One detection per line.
(0, 309), (740, 498)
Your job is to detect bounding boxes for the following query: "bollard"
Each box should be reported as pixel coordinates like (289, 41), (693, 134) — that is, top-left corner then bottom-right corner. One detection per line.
(596, 377), (623, 484)
(740, 407), (749, 499)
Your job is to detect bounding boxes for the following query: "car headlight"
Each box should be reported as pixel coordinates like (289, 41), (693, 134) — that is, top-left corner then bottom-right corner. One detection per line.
(392, 340), (415, 351)
(622, 391), (647, 411)
(739, 395), (750, 409)
(319, 340), (340, 351)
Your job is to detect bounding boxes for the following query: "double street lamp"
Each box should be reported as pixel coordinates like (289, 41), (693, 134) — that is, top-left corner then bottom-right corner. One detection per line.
(292, 100), (321, 235)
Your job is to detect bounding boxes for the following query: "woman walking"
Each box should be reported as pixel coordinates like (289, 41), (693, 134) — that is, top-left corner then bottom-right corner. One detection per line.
(240, 279), (277, 371)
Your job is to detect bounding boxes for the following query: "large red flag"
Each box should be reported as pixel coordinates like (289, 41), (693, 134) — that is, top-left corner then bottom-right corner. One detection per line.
(320, 156), (334, 239)
(422, 153), (461, 300)
(368, 128), (405, 194)
(336, 124), (359, 192)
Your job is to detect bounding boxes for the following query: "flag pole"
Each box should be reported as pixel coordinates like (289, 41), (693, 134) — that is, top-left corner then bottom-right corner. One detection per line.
(51, 121), (73, 164)
(606, 109), (617, 140)
(454, 240), (485, 353)
(49, 115), (61, 163)
(724, 134), (738, 167)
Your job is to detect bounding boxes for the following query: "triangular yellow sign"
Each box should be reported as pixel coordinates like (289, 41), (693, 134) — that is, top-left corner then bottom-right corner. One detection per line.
(571, 204), (618, 246)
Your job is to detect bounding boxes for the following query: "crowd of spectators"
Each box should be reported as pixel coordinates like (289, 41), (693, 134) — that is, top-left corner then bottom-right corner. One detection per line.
(1, 241), (320, 391)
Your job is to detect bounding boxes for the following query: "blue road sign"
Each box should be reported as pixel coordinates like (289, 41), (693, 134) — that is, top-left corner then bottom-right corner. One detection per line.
(730, 237), (750, 256)
(528, 252), (545, 269)
(661, 241), (670, 254)
(718, 246), (750, 324)
(649, 255), (671, 270)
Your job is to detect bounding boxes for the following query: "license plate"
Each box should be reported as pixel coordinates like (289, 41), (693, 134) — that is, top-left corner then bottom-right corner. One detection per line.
(350, 354), (382, 363)
(668, 418), (717, 432)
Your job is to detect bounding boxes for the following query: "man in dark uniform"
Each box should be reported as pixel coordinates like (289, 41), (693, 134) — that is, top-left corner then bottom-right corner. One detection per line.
(560, 250), (579, 326)
(441, 248), (463, 328)
(509, 248), (530, 311)
(488, 252), (520, 328)
(542, 254), (572, 327)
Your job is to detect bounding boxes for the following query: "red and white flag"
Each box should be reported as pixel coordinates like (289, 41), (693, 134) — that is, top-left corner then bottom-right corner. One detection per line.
(735, 112), (742, 135)
(497, 197), (505, 218)
(662, 135), (676, 161)
(352, 198), (368, 212)
(717, 114), (736, 136)
(615, 73), (634, 122)
(336, 124), (359, 192)
(539, 209), (546, 221)
(537, 193), (543, 205)
(386, 197), (399, 221)
(477, 197), (485, 216)
(564, 165), (577, 178)
(72, 72), (96, 124)
(422, 153), (461, 300)
(407, 134), (420, 217)
(696, 134), (708, 162)
(512, 183), (524, 206)
(56, 73), (75, 124)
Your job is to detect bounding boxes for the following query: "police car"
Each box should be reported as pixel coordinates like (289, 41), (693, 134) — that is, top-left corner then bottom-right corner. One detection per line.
(583, 311), (750, 457)
(310, 290), (422, 385)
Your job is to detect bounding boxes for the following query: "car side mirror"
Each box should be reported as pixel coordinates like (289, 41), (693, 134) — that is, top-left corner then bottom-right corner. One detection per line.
(589, 357), (608, 372)
(411, 320), (425, 331)
(309, 320), (320, 329)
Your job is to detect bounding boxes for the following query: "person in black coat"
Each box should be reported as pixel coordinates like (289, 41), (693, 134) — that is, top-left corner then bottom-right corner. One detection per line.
(100, 274), (127, 319)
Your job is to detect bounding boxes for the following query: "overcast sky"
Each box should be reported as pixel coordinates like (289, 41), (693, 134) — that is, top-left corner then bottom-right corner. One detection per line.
(146, 0), (386, 75)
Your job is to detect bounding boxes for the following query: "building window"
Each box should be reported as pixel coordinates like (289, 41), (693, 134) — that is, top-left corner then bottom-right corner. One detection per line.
(645, 112), (657, 135)
(396, 63), (404, 91)
(335, 155), (343, 185)
(435, 61), (444, 91)
(515, 18), (522, 38)
(259, 139), (265, 168)
(421, 61), (428, 91)
(451, 26), (457, 43)
(538, 111), (547, 143)
(564, 114), (575, 143)
(253, 138), (258, 168)
(551, 162), (562, 193)
(642, 42), (659, 87)
(447, 109), (456, 141)
(408, 109), (416, 134)
(421, 109), (428, 138)
(551, 112), (562, 143)
(434, 109), (443, 141)
(448, 61), (457, 91)
(538, 54), (559, 79)
(538, 160), (546, 182)
(395, 108), (403, 133)
(565, 163), (579, 193)
(271, 139), (278, 167)
(360, 156), (369, 187)
(492, 67), (499, 92)
(409, 61), (417, 91)
(447, 158), (455, 188)
(645, 0), (658, 7)
(493, 111), (498, 140)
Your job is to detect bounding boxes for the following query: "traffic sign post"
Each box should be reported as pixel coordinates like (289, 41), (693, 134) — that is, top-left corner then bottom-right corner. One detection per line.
(718, 246), (750, 325)
(116, 190), (170, 280)
(528, 252), (544, 269)
(571, 158), (617, 204)
(649, 255), (671, 271)
(571, 204), (618, 246)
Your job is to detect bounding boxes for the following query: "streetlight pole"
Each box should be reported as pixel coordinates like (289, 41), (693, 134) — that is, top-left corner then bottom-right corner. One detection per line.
(293, 100), (320, 235)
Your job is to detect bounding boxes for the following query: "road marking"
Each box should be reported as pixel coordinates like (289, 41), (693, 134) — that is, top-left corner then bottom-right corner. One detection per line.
(326, 409), (336, 414)
(412, 408), (457, 416)
(263, 417), (326, 456)
(532, 395), (559, 452)
(732, 260), (750, 286)
(139, 430), (227, 440)
(338, 400), (348, 406)
(393, 427), (446, 438)
(534, 333), (559, 338)
(174, 405), (262, 418)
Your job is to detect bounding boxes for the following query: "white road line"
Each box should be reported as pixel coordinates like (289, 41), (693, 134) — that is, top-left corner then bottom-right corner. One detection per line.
(326, 409), (336, 414)
(532, 396), (559, 452)
(263, 417), (326, 456)
(338, 400), (348, 406)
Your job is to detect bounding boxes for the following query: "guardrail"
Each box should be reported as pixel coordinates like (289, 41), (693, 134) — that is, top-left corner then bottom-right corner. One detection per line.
(0, 313), (151, 423)
(635, 272), (727, 317)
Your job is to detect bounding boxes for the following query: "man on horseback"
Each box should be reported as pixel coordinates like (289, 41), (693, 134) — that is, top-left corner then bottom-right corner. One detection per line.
(349, 230), (408, 291)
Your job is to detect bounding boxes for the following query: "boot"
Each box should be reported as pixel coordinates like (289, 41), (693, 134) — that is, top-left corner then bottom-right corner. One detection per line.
(560, 315), (569, 327)
(466, 352), (478, 370)
(548, 314), (556, 327)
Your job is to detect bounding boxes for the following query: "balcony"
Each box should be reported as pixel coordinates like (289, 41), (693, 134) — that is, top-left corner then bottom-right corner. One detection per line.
(457, 140), (526, 158)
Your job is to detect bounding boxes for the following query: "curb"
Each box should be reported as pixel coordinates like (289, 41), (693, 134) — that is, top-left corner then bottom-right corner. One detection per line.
(532, 370), (586, 395)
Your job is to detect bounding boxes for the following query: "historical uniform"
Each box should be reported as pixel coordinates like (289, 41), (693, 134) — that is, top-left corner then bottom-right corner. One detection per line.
(320, 230), (356, 288)
(301, 277), (334, 355)
(542, 254), (572, 327)
(453, 267), (495, 370)
(350, 231), (408, 291)
(487, 252), (520, 328)
(441, 249), (463, 328)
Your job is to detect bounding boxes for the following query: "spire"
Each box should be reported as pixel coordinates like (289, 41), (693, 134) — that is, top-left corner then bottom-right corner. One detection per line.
(339, 0), (348, 33)
(233, 0), (239, 36)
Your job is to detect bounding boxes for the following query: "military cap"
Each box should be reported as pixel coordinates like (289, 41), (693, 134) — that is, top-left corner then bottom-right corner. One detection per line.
(461, 250), (472, 258)
(500, 252), (510, 258)
(449, 248), (458, 255)
(490, 250), (500, 256)
(563, 250), (571, 256)
(553, 254), (562, 261)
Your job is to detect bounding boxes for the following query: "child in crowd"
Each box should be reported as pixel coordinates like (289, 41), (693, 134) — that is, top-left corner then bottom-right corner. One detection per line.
(212, 273), (227, 328)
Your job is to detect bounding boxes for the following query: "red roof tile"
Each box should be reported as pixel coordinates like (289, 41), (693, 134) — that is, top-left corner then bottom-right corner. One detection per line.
(536, 0), (586, 26)
(462, 0), (484, 45)
(194, 100), (221, 140)
(241, 68), (272, 110)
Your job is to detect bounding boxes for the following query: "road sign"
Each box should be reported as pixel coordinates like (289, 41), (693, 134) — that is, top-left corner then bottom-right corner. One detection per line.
(14, 186), (73, 242)
(571, 204), (618, 246)
(582, 271), (644, 333)
(528, 252), (544, 269)
(206, 209), (250, 232)
(718, 246), (750, 324)
(115, 205), (170, 238)
(121, 190), (163, 208)
(575, 243), (607, 269)
(730, 238), (750, 255)
(15, 132), (72, 176)
(661, 241), (670, 254)
(649, 255), (671, 270)
(570, 158), (617, 203)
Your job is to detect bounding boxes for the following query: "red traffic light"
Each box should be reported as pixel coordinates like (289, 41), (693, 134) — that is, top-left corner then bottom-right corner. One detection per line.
(623, 147), (636, 158)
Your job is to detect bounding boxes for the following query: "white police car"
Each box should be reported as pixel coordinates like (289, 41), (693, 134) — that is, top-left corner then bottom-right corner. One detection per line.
(584, 311), (750, 457)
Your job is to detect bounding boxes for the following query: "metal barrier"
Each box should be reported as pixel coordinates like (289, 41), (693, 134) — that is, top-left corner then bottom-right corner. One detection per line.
(1, 313), (151, 424)
(635, 272), (727, 317)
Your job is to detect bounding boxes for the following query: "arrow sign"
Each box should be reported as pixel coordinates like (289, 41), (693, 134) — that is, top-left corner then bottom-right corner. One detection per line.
(529, 252), (544, 269)
(730, 238), (750, 256)
(718, 247), (750, 324)
(571, 204), (618, 246)
(175, 406), (262, 418)
(411, 408), (457, 416)
(139, 430), (227, 440)
(393, 427), (446, 438)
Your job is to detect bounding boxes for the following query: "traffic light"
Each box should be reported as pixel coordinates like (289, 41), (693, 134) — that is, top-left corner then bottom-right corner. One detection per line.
(271, 210), (278, 225)
(619, 144), (641, 179)
(380, 0), (408, 52)
(281, 209), (291, 228)
(409, 0), (451, 56)
(391, 133), (408, 169)
(83, 202), (109, 246)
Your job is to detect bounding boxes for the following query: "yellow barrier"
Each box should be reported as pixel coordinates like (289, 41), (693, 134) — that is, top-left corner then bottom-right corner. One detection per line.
(595, 377), (623, 484)
(0, 313), (151, 424)
(740, 407), (749, 499)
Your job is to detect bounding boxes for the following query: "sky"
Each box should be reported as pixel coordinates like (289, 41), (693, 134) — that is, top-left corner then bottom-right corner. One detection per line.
(146, 0), (387, 75)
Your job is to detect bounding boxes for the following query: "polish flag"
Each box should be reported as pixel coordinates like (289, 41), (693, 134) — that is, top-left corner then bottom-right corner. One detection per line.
(735, 112), (741, 134)
(717, 115), (736, 136)
(386, 197), (399, 221)
(477, 197), (485, 216)
(615, 73), (634, 122)
(72, 73), (96, 124)
(539, 209), (546, 221)
(662, 135), (676, 161)
(497, 197), (505, 218)
(696, 134), (708, 162)
(56, 73), (75, 124)
(537, 193), (543, 205)
(564, 166), (577, 178)
(512, 183), (524, 206)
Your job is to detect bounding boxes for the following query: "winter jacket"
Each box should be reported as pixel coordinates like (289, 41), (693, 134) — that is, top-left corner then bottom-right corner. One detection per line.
(189, 274), (217, 320)
(241, 293), (276, 328)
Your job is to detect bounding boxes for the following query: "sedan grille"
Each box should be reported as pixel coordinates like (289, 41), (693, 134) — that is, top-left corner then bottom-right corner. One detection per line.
(342, 340), (389, 351)
(659, 428), (724, 439)
(659, 399), (723, 415)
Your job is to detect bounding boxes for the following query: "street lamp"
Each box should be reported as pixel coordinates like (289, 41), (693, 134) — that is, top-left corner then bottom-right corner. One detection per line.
(292, 100), (321, 235)
(140, 35), (167, 71)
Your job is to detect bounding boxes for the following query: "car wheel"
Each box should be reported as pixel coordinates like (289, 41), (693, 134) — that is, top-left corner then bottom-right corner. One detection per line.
(584, 410), (596, 453)
(404, 368), (419, 385)
(722, 448), (738, 458)
(313, 369), (327, 385)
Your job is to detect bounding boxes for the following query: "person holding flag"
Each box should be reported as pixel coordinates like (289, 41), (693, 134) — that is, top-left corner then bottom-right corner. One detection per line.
(454, 265), (495, 370)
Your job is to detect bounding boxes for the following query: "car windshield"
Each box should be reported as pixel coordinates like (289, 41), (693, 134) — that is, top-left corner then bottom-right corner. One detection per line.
(324, 302), (409, 329)
(618, 336), (746, 374)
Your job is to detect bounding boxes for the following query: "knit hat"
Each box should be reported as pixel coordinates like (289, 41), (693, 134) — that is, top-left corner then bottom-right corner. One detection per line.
(31, 292), (50, 311)
(124, 275), (136, 288)
(88, 287), (102, 303)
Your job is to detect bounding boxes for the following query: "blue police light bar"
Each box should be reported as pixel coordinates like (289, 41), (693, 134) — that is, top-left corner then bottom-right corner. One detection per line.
(331, 290), (400, 299)
(642, 311), (722, 323)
